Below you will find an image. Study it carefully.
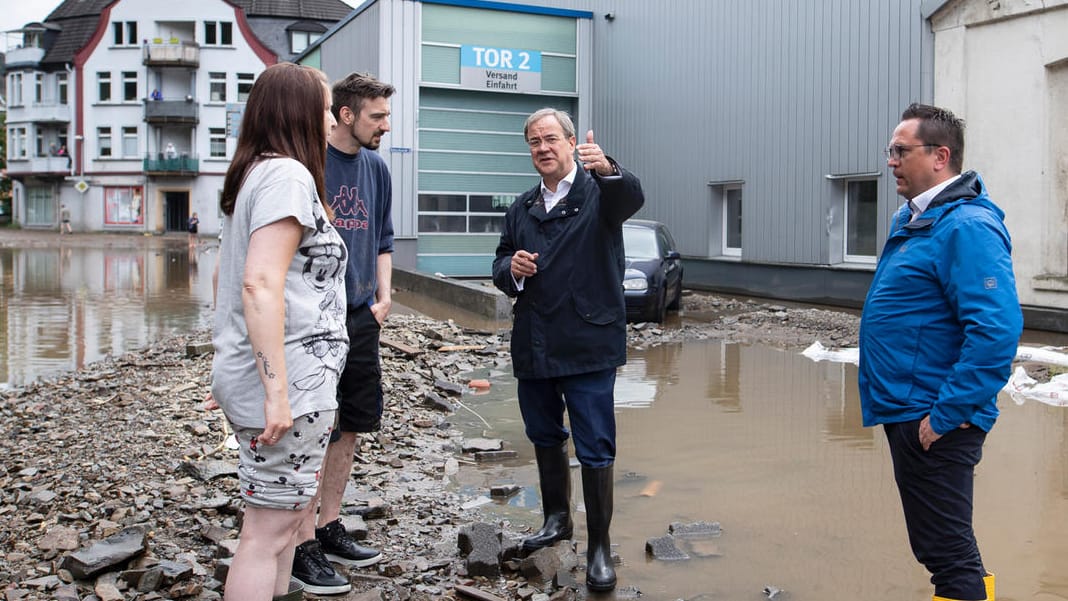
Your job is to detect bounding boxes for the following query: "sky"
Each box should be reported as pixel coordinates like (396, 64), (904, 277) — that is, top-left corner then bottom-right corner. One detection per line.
(1, 0), (365, 50)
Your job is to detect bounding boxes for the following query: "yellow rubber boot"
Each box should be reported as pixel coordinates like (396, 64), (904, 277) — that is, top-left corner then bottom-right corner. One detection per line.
(931, 573), (994, 601)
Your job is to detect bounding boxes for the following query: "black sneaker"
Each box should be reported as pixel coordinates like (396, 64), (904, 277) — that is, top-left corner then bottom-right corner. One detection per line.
(291, 540), (352, 595)
(316, 518), (383, 568)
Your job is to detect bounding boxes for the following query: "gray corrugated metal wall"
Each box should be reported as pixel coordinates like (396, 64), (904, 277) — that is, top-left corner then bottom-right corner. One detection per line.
(478, 0), (933, 266)
(320, 2), (382, 77)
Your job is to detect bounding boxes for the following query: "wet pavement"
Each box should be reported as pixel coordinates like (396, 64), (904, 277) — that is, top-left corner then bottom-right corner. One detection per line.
(2, 231), (1067, 600)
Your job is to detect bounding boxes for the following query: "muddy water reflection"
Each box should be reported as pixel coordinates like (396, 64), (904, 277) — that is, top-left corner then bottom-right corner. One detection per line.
(0, 238), (215, 388)
(452, 341), (1068, 600)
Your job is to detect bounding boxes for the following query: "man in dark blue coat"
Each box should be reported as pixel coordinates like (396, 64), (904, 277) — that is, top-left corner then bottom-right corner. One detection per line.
(492, 108), (644, 592)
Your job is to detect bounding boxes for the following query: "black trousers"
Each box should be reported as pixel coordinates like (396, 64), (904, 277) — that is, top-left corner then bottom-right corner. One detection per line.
(885, 419), (987, 600)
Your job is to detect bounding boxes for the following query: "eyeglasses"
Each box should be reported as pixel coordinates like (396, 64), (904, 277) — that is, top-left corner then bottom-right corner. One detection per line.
(527, 135), (563, 149)
(883, 143), (939, 160)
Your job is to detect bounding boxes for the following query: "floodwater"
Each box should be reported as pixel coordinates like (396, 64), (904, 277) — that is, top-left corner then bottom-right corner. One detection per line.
(0, 232), (217, 389)
(445, 344), (1068, 600)
(3, 232), (1068, 600)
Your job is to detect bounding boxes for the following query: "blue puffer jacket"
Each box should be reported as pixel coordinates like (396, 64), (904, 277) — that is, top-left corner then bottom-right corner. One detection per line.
(858, 171), (1022, 434)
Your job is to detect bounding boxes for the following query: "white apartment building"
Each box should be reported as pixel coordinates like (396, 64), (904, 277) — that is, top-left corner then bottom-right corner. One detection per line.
(4, 0), (351, 235)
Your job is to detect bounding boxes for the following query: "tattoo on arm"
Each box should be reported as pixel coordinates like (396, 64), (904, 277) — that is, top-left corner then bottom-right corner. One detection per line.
(255, 351), (277, 379)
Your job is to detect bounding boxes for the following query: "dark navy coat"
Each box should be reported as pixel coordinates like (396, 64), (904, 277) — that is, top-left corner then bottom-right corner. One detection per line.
(492, 160), (644, 379)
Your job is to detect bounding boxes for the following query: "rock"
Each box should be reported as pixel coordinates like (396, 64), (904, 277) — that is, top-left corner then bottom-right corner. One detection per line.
(423, 391), (455, 412)
(462, 438), (503, 453)
(53, 584), (80, 601)
(60, 526), (149, 580)
(454, 584), (509, 601)
(94, 572), (124, 601)
(489, 484), (520, 498)
(474, 450), (518, 462)
(434, 379), (466, 396)
(668, 521), (722, 538)
(37, 525), (80, 551)
(21, 575), (62, 589)
(645, 535), (689, 561)
(186, 342), (214, 357)
(518, 547), (562, 582)
(458, 522), (501, 578)
(179, 460), (238, 481)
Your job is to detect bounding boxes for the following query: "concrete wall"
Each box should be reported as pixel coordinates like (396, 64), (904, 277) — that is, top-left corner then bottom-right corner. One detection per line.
(392, 266), (513, 321)
(930, 0), (1068, 314)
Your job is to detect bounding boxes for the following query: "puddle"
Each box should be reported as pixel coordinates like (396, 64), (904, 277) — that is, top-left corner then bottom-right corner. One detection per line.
(450, 341), (1068, 600)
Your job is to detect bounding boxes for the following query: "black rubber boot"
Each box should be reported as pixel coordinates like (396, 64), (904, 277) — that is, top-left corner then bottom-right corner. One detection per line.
(582, 464), (616, 592)
(521, 442), (573, 552)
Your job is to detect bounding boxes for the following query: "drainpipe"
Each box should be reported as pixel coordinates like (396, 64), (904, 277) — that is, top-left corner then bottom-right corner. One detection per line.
(66, 63), (75, 177)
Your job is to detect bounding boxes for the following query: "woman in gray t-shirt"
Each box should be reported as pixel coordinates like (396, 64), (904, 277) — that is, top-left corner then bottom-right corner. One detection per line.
(210, 63), (344, 601)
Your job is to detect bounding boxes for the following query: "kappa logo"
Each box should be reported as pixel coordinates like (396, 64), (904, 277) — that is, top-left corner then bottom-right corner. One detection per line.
(331, 185), (370, 230)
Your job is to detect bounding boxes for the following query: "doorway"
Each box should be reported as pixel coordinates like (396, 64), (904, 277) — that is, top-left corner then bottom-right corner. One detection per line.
(164, 190), (189, 232)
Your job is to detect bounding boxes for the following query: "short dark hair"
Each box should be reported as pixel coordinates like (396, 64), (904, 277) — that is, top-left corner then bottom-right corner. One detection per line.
(332, 72), (395, 119)
(901, 103), (965, 174)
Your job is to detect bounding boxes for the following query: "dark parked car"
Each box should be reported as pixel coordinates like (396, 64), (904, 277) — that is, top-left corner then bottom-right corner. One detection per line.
(622, 219), (683, 323)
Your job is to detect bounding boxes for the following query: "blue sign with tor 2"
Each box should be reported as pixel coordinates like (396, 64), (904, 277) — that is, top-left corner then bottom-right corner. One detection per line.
(461, 45), (542, 73)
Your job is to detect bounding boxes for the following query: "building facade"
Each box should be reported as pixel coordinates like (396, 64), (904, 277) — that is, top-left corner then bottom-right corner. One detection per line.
(4, 0), (351, 236)
(926, 0), (1068, 330)
(302, 0), (593, 274)
(303, 0), (1067, 330)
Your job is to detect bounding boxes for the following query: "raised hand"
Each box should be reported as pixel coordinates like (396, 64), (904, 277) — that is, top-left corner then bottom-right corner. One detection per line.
(576, 130), (615, 176)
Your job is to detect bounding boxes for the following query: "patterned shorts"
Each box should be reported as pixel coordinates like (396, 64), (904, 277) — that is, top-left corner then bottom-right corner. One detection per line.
(231, 409), (336, 510)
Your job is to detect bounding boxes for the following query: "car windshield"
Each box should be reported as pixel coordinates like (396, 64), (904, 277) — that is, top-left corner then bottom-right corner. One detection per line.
(624, 226), (659, 259)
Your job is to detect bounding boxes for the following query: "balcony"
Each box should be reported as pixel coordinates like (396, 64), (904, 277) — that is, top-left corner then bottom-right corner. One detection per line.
(144, 100), (199, 125)
(142, 42), (199, 68)
(5, 156), (71, 177)
(7, 102), (71, 124)
(144, 154), (199, 176)
(4, 46), (45, 68)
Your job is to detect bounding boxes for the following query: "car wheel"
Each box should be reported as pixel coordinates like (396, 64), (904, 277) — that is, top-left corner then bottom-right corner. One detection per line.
(667, 275), (682, 311)
(648, 288), (667, 323)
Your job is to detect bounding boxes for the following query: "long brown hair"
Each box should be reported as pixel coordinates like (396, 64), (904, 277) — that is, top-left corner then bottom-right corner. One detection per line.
(221, 63), (331, 218)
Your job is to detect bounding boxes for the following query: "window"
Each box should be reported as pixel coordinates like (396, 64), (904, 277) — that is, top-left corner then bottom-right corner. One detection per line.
(209, 128), (227, 158)
(112, 21), (137, 45)
(122, 71), (137, 101)
(104, 187), (144, 225)
(291, 31), (312, 54)
(98, 127), (113, 157)
(98, 72), (112, 102)
(416, 193), (512, 233)
(237, 73), (254, 102)
(8, 127), (28, 158)
(34, 74), (43, 103)
(204, 21), (233, 45)
(36, 130), (45, 156)
(57, 73), (68, 104)
(209, 72), (226, 102)
(8, 73), (23, 106)
(26, 187), (55, 226)
(845, 180), (878, 262)
(122, 127), (138, 157)
(723, 186), (742, 256)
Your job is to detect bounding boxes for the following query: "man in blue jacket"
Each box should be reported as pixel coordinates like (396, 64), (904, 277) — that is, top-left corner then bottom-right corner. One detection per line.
(859, 103), (1022, 601)
(493, 108), (643, 592)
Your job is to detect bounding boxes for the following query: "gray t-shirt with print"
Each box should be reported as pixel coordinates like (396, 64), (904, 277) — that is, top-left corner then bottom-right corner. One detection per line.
(212, 157), (349, 429)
